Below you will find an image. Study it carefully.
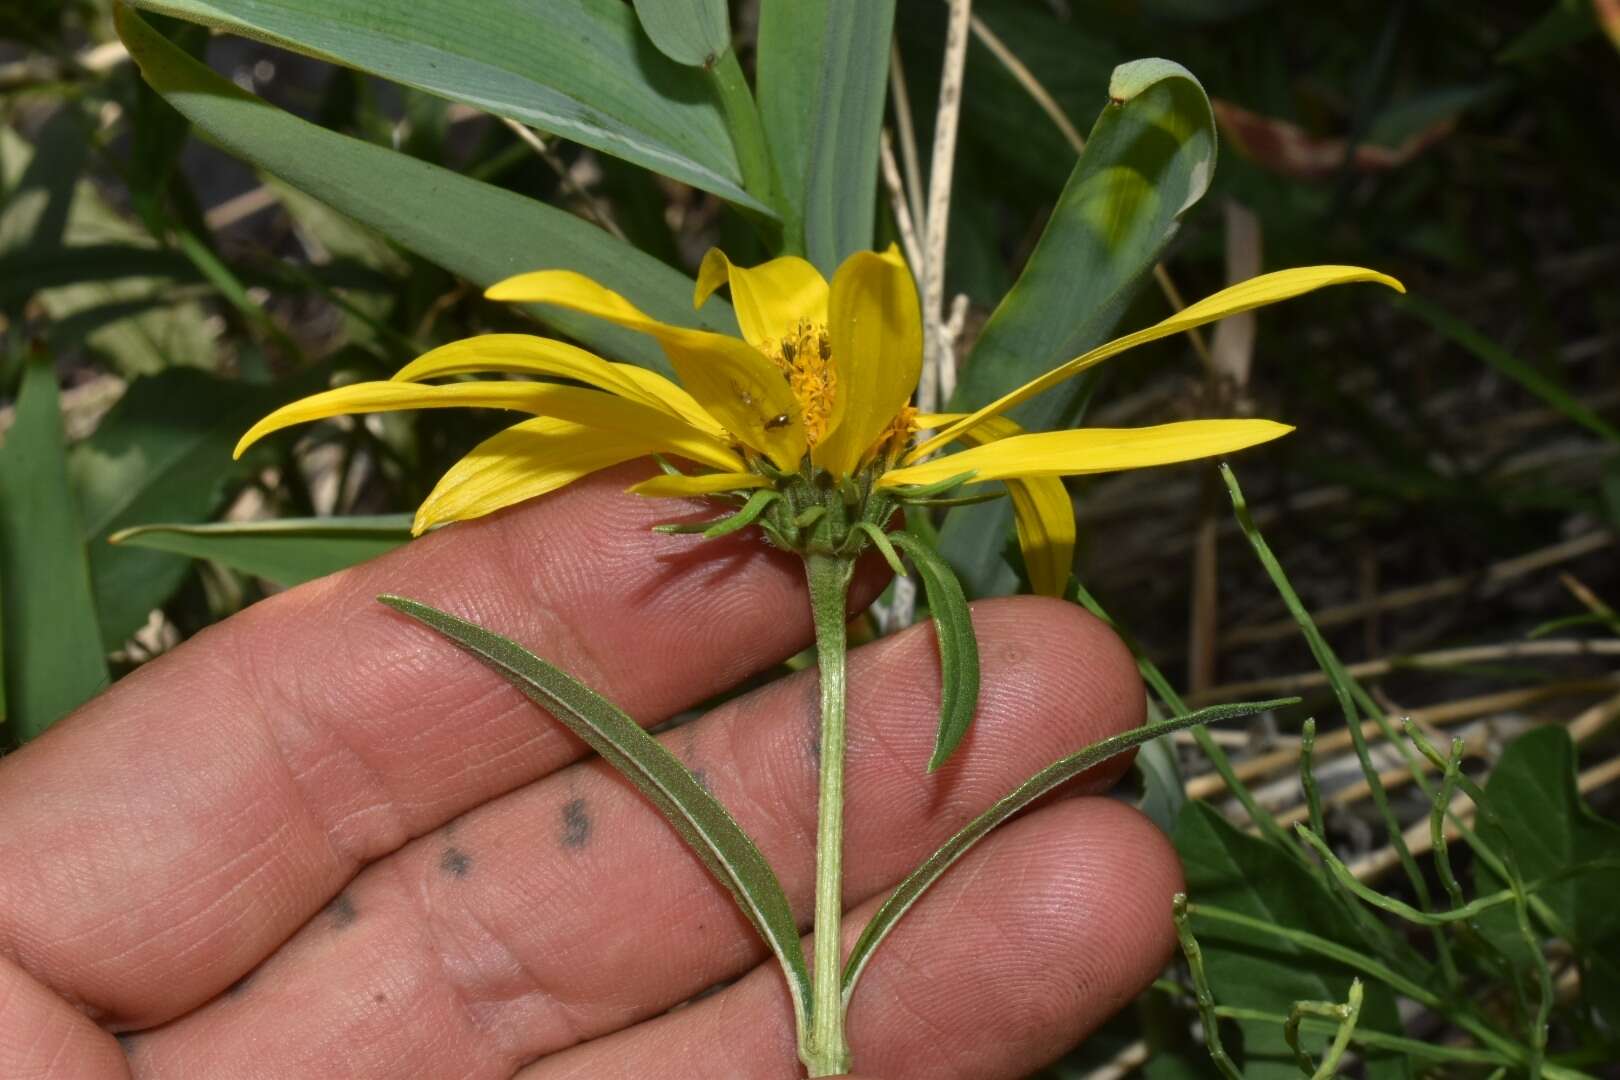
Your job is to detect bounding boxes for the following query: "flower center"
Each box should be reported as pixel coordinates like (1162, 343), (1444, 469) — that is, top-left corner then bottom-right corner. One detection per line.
(767, 318), (836, 446)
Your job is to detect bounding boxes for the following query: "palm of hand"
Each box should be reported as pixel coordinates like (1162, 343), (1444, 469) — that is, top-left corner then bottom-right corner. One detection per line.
(0, 465), (1178, 1079)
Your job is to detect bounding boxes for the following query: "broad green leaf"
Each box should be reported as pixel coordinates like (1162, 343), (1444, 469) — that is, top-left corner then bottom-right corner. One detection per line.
(71, 365), (334, 648)
(1475, 726), (1620, 1027)
(116, 7), (737, 376)
(951, 58), (1215, 423)
(799, 0), (897, 273)
(127, 0), (764, 209)
(843, 699), (1296, 1007)
(886, 531), (980, 771)
(940, 58), (1216, 596)
(379, 595), (812, 1040)
(111, 516), (412, 587)
(1400, 295), (1620, 445)
(0, 359), (110, 740)
(631, 0), (730, 68)
(756, 0), (826, 247)
(1175, 802), (1412, 1079)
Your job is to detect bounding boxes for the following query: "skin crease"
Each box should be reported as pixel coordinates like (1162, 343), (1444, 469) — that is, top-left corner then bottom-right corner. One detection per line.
(0, 462), (1181, 1080)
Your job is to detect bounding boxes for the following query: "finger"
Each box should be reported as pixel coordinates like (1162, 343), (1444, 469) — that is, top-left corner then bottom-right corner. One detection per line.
(524, 797), (1182, 1079)
(0, 464), (884, 1027)
(123, 599), (1143, 1079)
(0, 954), (130, 1079)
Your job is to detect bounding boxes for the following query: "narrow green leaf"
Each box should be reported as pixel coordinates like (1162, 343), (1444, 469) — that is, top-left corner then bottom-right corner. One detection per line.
(842, 698), (1297, 1006)
(631, 0), (730, 68)
(110, 516), (412, 587)
(1400, 294), (1620, 444)
(116, 7), (737, 375)
(941, 58), (1215, 596)
(701, 488), (781, 540)
(127, 0), (762, 208)
(886, 531), (980, 772)
(800, 0), (896, 273)
(0, 358), (110, 739)
(1133, 704), (1187, 833)
(71, 364), (334, 648)
(379, 595), (812, 1039)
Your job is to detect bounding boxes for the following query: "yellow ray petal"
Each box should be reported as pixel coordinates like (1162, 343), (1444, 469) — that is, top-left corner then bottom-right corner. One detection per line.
(947, 415), (1075, 598)
(812, 245), (923, 478)
(391, 334), (721, 436)
(694, 249), (829, 350)
(486, 270), (806, 469)
(909, 266), (1402, 461)
(882, 419), (1294, 487)
(626, 472), (771, 498)
(414, 417), (653, 534)
(234, 379), (743, 473)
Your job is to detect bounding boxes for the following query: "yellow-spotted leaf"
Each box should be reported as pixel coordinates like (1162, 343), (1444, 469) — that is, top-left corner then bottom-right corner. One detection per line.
(694, 249), (829, 350)
(489, 270), (806, 469)
(392, 334), (721, 437)
(813, 246), (922, 477)
(884, 419), (1293, 488)
(234, 380), (743, 474)
(913, 267), (1402, 460)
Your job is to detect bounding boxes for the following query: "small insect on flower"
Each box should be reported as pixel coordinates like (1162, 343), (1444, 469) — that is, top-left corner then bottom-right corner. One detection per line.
(235, 247), (1401, 589)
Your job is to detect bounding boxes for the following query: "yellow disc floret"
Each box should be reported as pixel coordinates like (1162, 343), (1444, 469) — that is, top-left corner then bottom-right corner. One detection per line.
(767, 318), (837, 447)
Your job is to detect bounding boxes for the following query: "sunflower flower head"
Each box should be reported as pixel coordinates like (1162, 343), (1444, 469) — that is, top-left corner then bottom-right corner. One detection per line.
(234, 246), (1402, 591)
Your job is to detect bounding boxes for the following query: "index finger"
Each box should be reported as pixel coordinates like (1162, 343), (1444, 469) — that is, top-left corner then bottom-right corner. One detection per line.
(0, 463), (882, 1028)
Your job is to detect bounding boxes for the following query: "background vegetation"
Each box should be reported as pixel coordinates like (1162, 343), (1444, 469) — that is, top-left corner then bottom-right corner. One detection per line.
(2, 1), (1617, 1075)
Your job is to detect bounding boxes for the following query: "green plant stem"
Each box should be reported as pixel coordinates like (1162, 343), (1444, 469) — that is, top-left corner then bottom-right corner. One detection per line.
(803, 553), (855, 1077)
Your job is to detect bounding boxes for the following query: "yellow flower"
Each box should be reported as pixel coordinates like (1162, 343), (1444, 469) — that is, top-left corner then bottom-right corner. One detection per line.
(235, 248), (1401, 593)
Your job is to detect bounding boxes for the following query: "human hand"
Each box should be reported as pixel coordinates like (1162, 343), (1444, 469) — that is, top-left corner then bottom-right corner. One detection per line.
(0, 464), (1179, 1079)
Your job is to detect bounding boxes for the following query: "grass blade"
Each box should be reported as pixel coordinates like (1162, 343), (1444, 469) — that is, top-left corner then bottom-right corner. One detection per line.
(1399, 295), (1620, 444)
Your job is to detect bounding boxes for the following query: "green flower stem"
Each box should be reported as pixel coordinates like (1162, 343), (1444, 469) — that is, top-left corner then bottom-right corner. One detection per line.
(803, 552), (855, 1077)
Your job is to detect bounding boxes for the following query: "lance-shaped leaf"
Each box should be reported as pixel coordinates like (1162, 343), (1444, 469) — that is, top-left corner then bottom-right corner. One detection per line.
(795, 0), (897, 272)
(379, 595), (812, 1040)
(0, 358), (110, 740)
(127, 0), (762, 209)
(116, 7), (736, 376)
(841, 698), (1297, 1006)
(941, 58), (1216, 596)
(632, 0), (731, 68)
(886, 531), (979, 772)
(110, 516), (412, 588)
